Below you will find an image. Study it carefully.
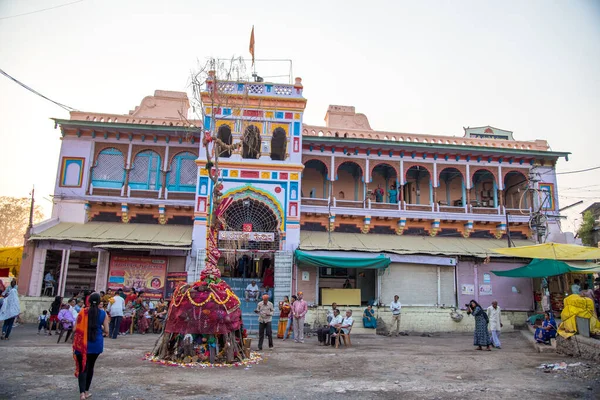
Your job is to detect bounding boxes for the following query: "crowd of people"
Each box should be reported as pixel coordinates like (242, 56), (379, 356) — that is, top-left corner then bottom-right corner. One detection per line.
(34, 288), (169, 342)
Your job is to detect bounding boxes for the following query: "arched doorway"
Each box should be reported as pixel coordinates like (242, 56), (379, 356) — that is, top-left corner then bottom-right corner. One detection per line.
(405, 166), (432, 206)
(370, 163), (398, 204)
(302, 159), (328, 199)
(438, 167), (465, 207)
(471, 169), (497, 208)
(503, 171), (529, 210)
(335, 161), (364, 203)
(219, 195), (281, 280)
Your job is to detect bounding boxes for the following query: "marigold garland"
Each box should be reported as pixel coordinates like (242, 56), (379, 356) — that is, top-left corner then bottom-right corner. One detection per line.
(144, 351), (263, 369)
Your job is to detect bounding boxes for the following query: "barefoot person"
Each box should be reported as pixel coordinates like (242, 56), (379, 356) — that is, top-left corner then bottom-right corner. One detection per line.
(73, 292), (109, 400)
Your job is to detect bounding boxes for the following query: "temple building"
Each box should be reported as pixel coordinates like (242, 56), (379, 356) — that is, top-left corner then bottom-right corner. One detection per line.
(18, 76), (570, 331)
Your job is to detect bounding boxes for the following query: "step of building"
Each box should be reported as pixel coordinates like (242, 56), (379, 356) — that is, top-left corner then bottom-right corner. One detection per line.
(521, 324), (557, 353)
(222, 278), (279, 334)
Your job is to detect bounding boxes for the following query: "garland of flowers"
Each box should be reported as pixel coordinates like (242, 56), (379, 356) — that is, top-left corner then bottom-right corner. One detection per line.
(144, 351), (262, 369)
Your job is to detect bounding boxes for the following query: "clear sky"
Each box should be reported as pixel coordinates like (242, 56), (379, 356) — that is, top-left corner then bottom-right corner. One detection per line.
(1, 0), (599, 232)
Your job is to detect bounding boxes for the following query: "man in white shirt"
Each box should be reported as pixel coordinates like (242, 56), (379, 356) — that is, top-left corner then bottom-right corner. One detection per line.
(108, 289), (125, 339)
(390, 295), (402, 337)
(245, 280), (260, 302)
(331, 310), (354, 345)
(44, 271), (56, 294)
(318, 308), (342, 346)
(487, 300), (503, 349)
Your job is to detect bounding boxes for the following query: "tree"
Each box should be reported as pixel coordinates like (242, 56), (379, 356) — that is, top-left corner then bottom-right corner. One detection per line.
(577, 210), (597, 247)
(0, 196), (45, 247)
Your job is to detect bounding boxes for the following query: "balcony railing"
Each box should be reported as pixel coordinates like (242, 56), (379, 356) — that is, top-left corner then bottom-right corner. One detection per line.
(301, 197), (531, 222)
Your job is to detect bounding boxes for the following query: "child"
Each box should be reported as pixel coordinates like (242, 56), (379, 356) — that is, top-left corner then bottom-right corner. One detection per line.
(38, 310), (49, 335)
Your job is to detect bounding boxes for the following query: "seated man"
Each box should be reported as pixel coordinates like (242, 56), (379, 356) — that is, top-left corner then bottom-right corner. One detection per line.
(326, 302), (338, 324)
(331, 310), (354, 346)
(245, 280), (260, 302)
(317, 309), (342, 346)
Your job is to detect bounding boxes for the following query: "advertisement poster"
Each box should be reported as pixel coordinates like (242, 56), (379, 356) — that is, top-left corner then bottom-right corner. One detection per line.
(483, 273), (491, 283)
(108, 255), (167, 299)
(165, 272), (188, 300)
(461, 284), (475, 295)
(479, 284), (493, 296)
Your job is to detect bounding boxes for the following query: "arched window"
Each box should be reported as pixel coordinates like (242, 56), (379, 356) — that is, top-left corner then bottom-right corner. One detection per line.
(242, 125), (261, 159)
(217, 124), (232, 158)
(167, 152), (197, 192)
(129, 150), (161, 190)
(91, 148), (125, 188)
(270, 127), (287, 160)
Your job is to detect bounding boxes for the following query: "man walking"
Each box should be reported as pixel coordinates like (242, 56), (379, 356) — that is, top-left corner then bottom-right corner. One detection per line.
(108, 289), (125, 339)
(292, 291), (308, 343)
(487, 300), (503, 349)
(390, 295), (402, 336)
(256, 294), (274, 350)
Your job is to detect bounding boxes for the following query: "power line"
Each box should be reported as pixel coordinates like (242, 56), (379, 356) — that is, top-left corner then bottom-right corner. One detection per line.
(556, 165), (600, 175)
(0, 67), (78, 112)
(0, 0), (84, 20)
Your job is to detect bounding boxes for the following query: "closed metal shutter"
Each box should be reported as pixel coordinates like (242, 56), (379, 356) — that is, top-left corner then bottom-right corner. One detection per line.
(381, 263), (456, 306)
(274, 251), (293, 304)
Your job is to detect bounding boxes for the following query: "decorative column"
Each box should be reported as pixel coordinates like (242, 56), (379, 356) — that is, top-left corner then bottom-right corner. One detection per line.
(461, 180), (467, 209)
(361, 216), (371, 234)
(396, 218), (407, 235)
(328, 214), (336, 232)
(158, 204), (166, 225)
(121, 203), (130, 223)
(463, 221), (474, 238)
(430, 219), (440, 237)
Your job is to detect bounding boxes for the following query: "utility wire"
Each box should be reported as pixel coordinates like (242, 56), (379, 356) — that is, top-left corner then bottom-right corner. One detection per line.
(0, 0), (84, 20)
(0, 67), (78, 112)
(556, 165), (600, 175)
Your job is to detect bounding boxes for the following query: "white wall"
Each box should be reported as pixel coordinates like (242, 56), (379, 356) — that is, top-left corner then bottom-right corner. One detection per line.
(54, 137), (94, 198)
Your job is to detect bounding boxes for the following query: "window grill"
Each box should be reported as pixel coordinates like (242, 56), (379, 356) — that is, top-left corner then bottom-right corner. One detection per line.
(167, 152), (197, 192)
(91, 148), (125, 188)
(219, 198), (280, 251)
(130, 150), (161, 190)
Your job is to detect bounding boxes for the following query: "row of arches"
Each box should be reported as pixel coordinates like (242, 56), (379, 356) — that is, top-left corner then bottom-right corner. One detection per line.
(91, 148), (197, 192)
(216, 124), (287, 160)
(302, 160), (529, 209)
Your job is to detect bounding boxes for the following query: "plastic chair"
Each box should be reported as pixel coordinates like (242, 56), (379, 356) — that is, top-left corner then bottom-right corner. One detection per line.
(335, 321), (354, 348)
(43, 282), (54, 297)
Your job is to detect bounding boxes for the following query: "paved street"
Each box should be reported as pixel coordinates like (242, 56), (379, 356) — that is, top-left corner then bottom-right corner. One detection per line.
(1, 324), (599, 399)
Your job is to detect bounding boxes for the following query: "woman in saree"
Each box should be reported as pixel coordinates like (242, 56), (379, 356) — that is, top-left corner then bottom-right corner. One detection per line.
(467, 299), (491, 351)
(133, 296), (149, 334)
(363, 304), (377, 329)
(277, 296), (291, 338)
(535, 312), (557, 344)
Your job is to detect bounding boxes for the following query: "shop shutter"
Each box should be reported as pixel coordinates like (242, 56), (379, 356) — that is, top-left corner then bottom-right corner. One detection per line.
(274, 251), (293, 304)
(440, 266), (457, 307)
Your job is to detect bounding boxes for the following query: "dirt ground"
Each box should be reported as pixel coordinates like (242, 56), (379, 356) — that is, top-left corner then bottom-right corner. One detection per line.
(1, 324), (599, 400)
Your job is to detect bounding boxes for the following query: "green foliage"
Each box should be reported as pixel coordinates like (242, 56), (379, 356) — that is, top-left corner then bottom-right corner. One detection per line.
(577, 211), (597, 247)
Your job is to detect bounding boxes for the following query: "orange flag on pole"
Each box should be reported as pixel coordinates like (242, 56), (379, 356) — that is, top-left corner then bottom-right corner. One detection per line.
(249, 26), (255, 66)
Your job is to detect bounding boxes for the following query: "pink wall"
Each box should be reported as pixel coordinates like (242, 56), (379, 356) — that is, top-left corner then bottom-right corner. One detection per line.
(334, 169), (362, 201)
(297, 265), (316, 303)
(438, 177), (463, 205)
(457, 260), (534, 311)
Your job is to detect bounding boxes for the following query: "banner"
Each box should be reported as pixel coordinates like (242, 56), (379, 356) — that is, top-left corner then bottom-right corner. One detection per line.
(165, 272), (188, 300)
(108, 255), (167, 299)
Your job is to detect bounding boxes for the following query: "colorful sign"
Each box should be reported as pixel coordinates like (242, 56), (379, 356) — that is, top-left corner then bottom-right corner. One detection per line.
(165, 272), (188, 300)
(218, 231), (275, 242)
(108, 255), (167, 299)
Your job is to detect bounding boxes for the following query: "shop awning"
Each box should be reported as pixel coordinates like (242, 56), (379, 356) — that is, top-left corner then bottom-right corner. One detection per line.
(299, 231), (534, 258)
(491, 242), (600, 261)
(93, 244), (191, 251)
(0, 246), (23, 276)
(30, 222), (192, 247)
(491, 258), (599, 278)
(295, 249), (390, 269)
